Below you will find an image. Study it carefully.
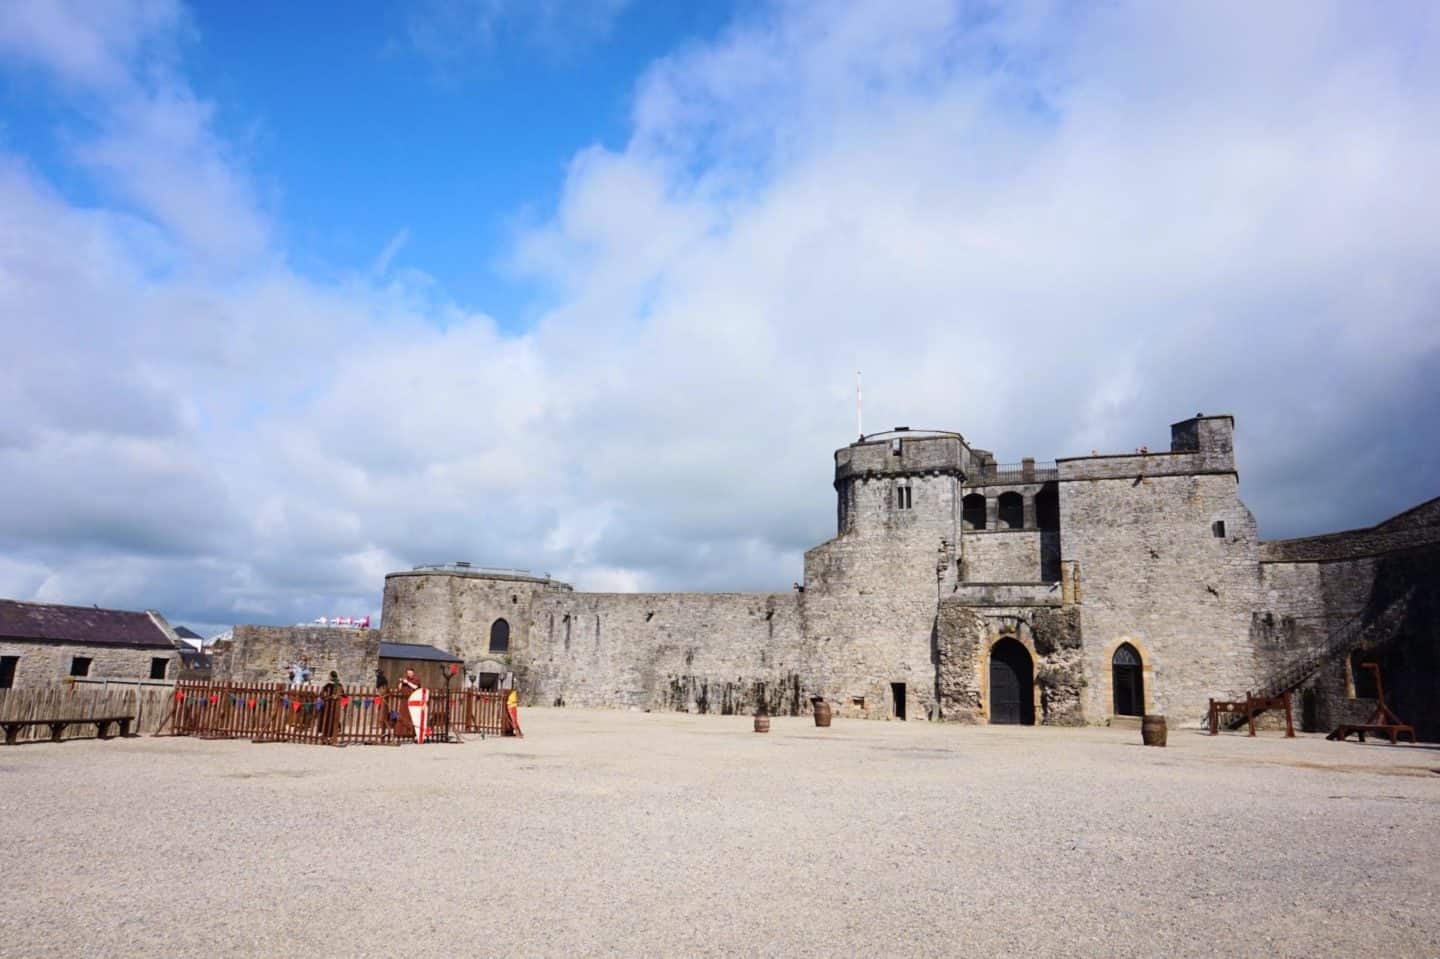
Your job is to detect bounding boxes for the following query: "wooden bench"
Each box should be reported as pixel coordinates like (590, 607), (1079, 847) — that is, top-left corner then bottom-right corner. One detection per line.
(2, 715), (135, 746)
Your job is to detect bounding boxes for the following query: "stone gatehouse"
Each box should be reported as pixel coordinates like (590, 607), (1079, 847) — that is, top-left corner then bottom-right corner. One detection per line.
(372, 414), (1438, 733)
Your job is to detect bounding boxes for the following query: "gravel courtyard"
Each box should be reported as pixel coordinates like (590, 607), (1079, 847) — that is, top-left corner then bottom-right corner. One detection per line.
(2, 709), (1437, 958)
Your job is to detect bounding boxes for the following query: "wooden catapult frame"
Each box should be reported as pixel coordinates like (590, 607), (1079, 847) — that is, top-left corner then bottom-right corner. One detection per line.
(1327, 662), (1416, 744)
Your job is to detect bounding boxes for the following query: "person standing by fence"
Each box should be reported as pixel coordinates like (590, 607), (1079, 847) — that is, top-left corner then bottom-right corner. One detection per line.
(320, 671), (343, 742)
(505, 685), (523, 738)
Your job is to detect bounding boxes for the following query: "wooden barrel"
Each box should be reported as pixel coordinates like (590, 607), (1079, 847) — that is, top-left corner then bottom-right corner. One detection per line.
(753, 714), (770, 734)
(1141, 714), (1167, 747)
(812, 700), (832, 728)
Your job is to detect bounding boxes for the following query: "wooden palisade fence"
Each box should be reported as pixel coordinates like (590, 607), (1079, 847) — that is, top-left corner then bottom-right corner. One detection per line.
(0, 684), (174, 743)
(160, 681), (508, 746)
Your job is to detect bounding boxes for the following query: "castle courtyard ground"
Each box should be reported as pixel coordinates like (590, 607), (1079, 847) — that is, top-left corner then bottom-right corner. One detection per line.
(1, 709), (1437, 958)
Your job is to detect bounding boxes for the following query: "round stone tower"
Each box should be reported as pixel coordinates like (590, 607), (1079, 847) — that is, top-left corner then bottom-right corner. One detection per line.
(380, 563), (572, 685)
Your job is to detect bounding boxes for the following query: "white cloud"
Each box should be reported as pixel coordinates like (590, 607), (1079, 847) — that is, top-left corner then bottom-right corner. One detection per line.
(406, 0), (632, 65)
(1, 0), (1438, 633)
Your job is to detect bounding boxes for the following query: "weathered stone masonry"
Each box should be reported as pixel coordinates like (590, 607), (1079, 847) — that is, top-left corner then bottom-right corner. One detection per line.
(373, 414), (1437, 734)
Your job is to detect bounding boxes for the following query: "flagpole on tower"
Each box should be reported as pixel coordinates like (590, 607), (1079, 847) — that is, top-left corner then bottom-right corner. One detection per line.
(856, 370), (863, 441)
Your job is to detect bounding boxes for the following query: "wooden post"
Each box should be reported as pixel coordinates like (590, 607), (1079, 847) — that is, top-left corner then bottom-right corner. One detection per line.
(1208, 698), (1217, 735)
(1283, 691), (1295, 738)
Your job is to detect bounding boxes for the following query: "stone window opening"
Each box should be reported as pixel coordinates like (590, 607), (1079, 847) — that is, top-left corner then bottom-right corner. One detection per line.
(149, 657), (169, 680)
(1035, 485), (1060, 531)
(997, 492), (1024, 530)
(0, 655), (16, 689)
(962, 493), (986, 530)
(1211, 520), (1226, 538)
(69, 656), (92, 678)
(896, 483), (913, 510)
(489, 618), (511, 654)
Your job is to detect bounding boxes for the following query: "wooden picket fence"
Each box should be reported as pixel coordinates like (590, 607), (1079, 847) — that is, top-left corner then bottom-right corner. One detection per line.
(161, 681), (508, 746)
(0, 684), (174, 743)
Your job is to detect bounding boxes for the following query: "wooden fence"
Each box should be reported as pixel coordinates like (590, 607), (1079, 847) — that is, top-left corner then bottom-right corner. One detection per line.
(0, 684), (174, 743)
(161, 681), (508, 746)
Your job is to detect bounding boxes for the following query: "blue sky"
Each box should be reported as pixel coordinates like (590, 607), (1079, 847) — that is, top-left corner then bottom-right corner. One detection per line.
(1, 0), (1438, 635)
(4, 0), (740, 325)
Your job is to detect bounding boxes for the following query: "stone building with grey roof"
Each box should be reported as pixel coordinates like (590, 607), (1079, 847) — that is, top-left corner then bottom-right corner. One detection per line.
(0, 599), (183, 689)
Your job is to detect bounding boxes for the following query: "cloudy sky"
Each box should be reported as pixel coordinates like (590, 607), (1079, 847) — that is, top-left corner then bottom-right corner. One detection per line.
(1, 0), (1437, 635)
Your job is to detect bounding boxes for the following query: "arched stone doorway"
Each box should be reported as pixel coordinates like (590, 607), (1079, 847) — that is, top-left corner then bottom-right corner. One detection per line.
(988, 637), (1034, 725)
(1112, 642), (1144, 716)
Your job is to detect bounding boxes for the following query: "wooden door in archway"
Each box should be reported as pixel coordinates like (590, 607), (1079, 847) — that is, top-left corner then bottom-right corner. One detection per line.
(1112, 643), (1144, 717)
(989, 638), (1034, 725)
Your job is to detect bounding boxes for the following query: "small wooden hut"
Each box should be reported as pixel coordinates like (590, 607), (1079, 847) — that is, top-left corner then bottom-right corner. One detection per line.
(377, 642), (463, 690)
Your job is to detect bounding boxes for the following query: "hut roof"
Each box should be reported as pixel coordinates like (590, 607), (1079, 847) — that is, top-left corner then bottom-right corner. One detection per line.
(378, 641), (462, 663)
(0, 599), (176, 649)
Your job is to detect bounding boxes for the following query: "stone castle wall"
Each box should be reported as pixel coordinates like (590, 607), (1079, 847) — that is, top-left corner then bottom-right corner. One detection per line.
(1254, 505), (1440, 738)
(212, 626), (379, 686)
(1059, 464), (1263, 724)
(961, 530), (1042, 582)
(524, 591), (808, 714)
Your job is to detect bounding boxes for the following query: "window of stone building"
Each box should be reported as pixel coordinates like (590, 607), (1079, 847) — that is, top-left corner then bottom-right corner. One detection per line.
(962, 493), (986, 530)
(897, 484), (913, 510)
(1211, 520), (1226, 538)
(1035, 485), (1060, 531)
(997, 492), (1024, 529)
(149, 657), (169, 680)
(490, 618), (510, 654)
(0, 656), (16, 689)
(69, 656), (92, 678)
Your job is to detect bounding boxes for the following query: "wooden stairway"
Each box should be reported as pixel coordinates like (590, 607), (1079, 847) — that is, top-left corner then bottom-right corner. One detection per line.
(1208, 589), (1413, 730)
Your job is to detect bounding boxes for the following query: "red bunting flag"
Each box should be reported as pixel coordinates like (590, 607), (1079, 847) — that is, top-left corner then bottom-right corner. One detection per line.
(175, 691), (185, 702)
(246, 699), (255, 709)
(340, 696), (350, 707)
(292, 701), (301, 712)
